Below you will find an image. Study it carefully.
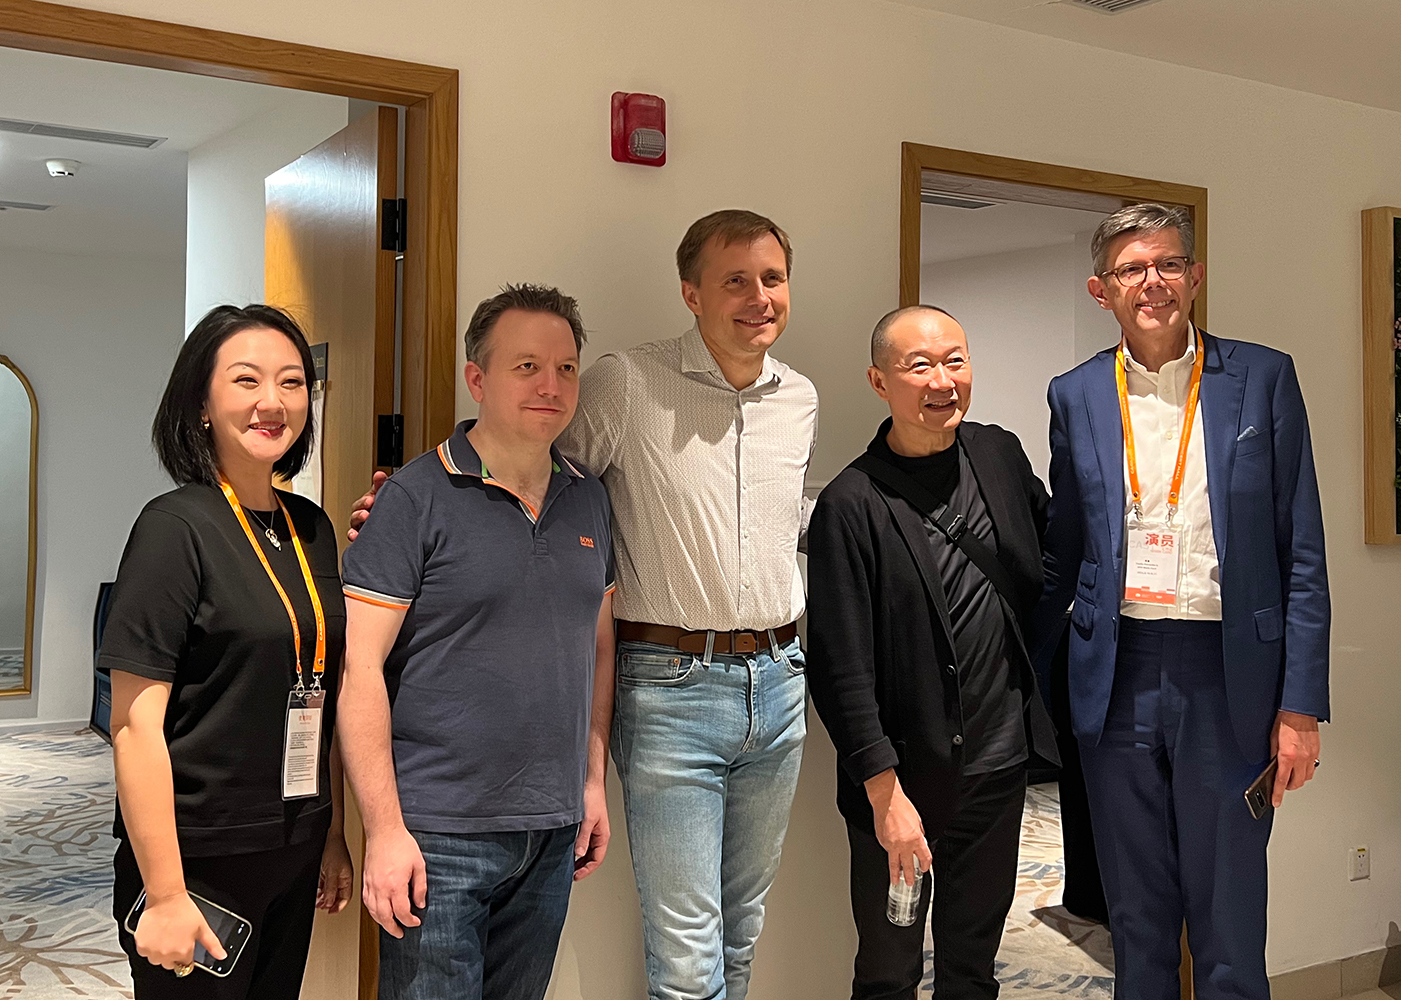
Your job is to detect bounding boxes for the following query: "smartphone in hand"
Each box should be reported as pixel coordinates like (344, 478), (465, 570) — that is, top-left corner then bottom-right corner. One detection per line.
(124, 890), (251, 977)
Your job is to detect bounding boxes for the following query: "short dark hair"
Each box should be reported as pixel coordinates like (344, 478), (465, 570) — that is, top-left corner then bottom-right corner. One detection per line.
(463, 283), (587, 366)
(676, 209), (793, 285)
(153, 304), (318, 487)
(1091, 203), (1195, 275)
(870, 304), (960, 368)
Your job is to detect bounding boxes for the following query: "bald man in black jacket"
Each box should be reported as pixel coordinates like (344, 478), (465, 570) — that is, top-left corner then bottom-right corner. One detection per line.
(807, 306), (1058, 1000)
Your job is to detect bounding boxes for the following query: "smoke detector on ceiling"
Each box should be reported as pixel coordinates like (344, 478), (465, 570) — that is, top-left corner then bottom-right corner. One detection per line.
(46, 159), (81, 178)
(1069, 0), (1161, 12)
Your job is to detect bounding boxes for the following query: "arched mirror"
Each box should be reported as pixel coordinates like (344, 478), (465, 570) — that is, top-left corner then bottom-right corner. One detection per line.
(0, 356), (37, 697)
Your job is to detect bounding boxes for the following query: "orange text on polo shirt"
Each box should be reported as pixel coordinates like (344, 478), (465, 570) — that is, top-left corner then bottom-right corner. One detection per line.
(580, 536), (595, 548)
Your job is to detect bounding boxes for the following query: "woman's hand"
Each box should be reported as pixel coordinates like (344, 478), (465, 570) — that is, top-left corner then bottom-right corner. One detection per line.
(317, 834), (355, 914)
(135, 893), (226, 971)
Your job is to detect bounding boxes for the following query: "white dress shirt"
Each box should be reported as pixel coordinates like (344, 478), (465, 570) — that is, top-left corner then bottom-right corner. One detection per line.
(558, 326), (819, 632)
(1120, 327), (1222, 620)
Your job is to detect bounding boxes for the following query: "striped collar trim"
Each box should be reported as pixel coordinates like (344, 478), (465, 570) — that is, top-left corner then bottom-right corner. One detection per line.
(436, 420), (584, 480)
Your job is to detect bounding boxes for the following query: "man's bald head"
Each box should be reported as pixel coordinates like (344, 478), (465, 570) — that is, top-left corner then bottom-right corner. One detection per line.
(870, 304), (962, 369)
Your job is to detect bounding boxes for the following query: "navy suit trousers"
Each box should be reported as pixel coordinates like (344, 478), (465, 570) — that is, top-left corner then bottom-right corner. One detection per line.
(1080, 618), (1272, 1000)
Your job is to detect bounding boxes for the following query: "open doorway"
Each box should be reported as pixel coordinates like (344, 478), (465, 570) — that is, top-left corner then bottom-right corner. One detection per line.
(0, 6), (458, 998)
(899, 142), (1208, 999)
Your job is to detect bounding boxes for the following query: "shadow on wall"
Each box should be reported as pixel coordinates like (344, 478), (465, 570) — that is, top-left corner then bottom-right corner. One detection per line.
(1383, 921), (1401, 985)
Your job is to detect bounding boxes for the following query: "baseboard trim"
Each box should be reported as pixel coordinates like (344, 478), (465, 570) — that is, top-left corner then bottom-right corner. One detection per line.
(0, 717), (91, 735)
(1270, 944), (1401, 1000)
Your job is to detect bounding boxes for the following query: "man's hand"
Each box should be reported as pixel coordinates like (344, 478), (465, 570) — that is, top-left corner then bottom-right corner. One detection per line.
(134, 892), (227, 971)
(573, 779), (610, 881)
(864, 769), (932, 886)
(347, 471), (388, 543)
(1271, 710), (1320, 808)
(362, 824), (427, 938)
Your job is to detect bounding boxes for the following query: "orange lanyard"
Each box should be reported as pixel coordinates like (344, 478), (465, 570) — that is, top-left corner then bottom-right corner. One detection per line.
(1115, 330), (1205, 524)
(219, 478), (326, 694)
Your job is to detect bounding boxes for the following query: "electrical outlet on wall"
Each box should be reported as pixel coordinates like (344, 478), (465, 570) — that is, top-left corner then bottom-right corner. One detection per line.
(1350, 846), (1370, 881)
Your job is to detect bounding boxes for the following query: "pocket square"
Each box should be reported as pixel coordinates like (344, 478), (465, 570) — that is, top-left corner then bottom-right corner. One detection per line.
(1237, 425), (1259, 442)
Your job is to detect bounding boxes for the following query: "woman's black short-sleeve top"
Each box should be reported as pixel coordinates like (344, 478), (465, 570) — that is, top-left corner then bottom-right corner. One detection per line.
(99, 483), (346, 856)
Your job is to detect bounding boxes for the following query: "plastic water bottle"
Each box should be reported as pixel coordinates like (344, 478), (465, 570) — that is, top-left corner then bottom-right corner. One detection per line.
(886, 861), (926, 926)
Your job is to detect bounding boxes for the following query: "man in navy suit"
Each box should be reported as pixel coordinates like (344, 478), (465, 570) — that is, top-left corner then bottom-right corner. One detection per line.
(1033, 203), (1329, 1000)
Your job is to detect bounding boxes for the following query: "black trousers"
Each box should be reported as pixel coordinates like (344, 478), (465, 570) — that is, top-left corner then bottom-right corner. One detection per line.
(113, 835), (323, 1000)
(847, 762), (1027, 1000)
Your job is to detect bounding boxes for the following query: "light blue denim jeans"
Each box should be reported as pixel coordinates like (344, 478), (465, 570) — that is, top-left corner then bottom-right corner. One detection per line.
(612, 636), (807, 1000)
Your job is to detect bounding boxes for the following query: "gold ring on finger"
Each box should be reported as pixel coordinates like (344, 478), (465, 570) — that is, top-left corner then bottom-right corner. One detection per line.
(174, 962), (194, 978)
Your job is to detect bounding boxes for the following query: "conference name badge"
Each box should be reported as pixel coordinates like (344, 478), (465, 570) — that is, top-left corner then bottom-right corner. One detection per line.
(282, 689), (325, 801)
(1124, 519), (1190, 608)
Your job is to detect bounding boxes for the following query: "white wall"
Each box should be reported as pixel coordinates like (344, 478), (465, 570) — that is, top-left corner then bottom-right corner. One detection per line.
(184, 92), (347, 330)
(1074, 230), (1122, 364)
(922, 242), (1076, 480)
(920, 239), (1121, 480)
(0, 248), (184, 725)
(0, 372), (31, 652)
(55, 0), (1401, 983)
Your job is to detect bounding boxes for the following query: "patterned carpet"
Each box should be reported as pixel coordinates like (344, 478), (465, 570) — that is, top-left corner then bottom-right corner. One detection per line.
(0, 655), (23, 692)
(0, 729), (1111, 999)
(0, 729), (131, 999)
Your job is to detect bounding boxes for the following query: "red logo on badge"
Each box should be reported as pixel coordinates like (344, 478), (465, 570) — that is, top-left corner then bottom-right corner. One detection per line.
(580, 536), (595, 548)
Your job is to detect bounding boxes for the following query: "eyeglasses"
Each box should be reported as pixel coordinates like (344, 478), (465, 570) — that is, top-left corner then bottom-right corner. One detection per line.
(1101, 255), (1192, 287)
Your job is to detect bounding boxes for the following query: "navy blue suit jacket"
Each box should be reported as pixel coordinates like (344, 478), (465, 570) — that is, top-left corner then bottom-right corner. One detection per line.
(1031, 331), (1330, 756)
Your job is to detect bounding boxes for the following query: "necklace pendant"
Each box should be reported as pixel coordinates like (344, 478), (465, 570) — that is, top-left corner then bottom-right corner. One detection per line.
(265, 528), (282, 550)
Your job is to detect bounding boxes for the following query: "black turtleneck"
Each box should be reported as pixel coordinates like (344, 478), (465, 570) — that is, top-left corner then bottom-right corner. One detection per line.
(869, 429), (1028, 774)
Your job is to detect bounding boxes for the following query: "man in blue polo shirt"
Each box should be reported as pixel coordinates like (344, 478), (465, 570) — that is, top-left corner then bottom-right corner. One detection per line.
(337, 284), (616, 1000)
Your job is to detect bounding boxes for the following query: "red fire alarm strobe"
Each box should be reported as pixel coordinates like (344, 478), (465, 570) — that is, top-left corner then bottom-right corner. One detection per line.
(612, 92), (666, 167)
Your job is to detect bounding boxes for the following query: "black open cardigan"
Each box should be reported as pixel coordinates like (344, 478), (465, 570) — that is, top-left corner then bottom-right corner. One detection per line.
(806, 419), (1059, 838)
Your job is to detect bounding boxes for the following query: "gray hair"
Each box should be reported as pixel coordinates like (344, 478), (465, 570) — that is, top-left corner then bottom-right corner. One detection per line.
(1090, 203), (1195, 276)
(870, 304), (960, 368)
(464, 283), (586, 366)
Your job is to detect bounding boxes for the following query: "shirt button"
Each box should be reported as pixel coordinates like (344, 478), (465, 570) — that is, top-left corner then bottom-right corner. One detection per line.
(952, 735), (964, 746)
(945, 665), (956, 675)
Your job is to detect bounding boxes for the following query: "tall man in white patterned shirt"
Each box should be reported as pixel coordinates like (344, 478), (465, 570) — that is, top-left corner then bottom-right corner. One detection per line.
(560, 210), (817, 1000)
(352, 210), (818, 1000)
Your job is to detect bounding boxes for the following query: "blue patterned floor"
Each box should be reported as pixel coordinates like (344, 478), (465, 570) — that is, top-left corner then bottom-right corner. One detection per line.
(0, 728), (132, 998)
(0, 729), (1111, 999)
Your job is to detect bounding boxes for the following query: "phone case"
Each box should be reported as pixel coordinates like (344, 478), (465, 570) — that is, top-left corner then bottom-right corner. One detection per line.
(123, 890), (252, 977)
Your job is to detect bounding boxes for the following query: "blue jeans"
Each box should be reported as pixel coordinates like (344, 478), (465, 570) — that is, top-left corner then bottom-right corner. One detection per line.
(612, 637), (807, 1000)
(378, 825), (578, 1000)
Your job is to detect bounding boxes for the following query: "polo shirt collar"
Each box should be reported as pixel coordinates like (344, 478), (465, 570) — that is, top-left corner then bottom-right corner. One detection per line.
(437, 420), (584, 481)
(679, 324), (783, 391)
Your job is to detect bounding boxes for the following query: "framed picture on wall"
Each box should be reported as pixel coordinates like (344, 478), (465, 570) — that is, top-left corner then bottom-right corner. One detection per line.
(1362, 206), (1401, 544)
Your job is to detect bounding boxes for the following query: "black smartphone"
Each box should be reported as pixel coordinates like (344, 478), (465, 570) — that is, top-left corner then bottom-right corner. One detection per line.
(1243, 756), (1279, 821)
(123, 890), (252, 977)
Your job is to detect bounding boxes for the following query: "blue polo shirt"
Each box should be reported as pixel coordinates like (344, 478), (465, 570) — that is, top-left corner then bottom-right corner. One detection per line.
(341, 420), (614, 834)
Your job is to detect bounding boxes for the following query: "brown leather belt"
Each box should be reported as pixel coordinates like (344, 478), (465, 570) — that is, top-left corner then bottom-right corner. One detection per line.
(616, 620), (799, 656)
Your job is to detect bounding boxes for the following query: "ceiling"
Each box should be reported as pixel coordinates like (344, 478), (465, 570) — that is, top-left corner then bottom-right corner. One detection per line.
(897, 0), (1401, 115)
(0, 46), (342, 259)
(922, 200), (1109, 265)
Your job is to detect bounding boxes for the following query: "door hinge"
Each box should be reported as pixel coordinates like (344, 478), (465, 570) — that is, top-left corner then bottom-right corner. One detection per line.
(377, 414), (404, 468)
(381, 198), (406, 253)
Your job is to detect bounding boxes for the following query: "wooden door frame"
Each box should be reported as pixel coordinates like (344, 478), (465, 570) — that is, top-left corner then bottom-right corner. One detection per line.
(900, 142), (1209, 328)
(0, 4), (458, 996)
(0, 0), (458, 462)
(901, 141), (1205, 1000)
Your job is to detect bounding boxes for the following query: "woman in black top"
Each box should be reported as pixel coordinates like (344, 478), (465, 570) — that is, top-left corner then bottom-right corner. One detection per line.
(101, 305), (351, 999)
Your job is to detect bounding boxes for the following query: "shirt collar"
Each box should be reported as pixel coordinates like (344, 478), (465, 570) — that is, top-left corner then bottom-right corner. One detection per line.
(679, 324), (784, 390)
(437, 419), (583, 480)
(1121, 322), (1196, 376)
